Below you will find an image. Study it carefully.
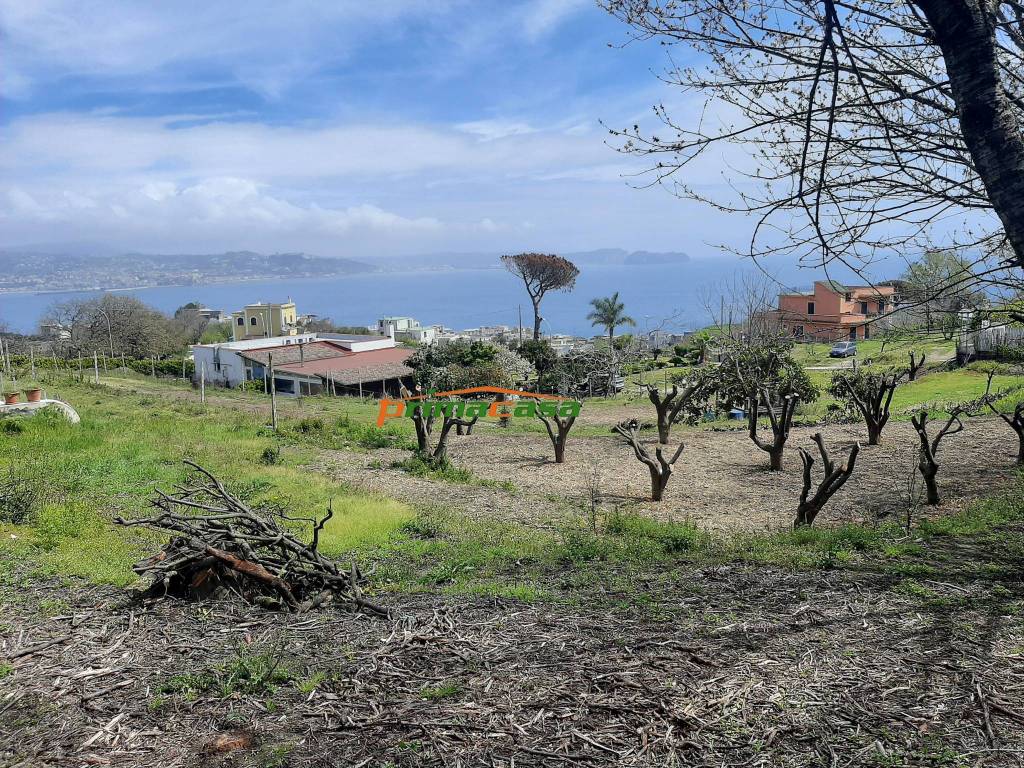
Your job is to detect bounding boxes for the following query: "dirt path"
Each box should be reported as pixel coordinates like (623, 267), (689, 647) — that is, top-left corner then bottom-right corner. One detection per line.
(3, 523), (1023, 767)
(315, 417), (1021, 531)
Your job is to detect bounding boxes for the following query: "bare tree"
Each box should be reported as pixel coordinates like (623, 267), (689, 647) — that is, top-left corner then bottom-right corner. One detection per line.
(748, 388), (800, 471)
(501, 253), (580, 340)
(602, 1), (1024, 306)
(983, 371), (1024, 463)
(907, 352), (926, 381)
(795, 433), (860, 527)
(535, 403), (578, 463)
(409, 402), (479, 462)
(909, 409), (966, 505)
(613, 419), (684, 501)
(828, 369), (903, 445)
(646, 380), (707, 444)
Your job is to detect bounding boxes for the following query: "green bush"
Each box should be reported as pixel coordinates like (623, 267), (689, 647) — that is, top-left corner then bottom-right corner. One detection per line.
(0, 420), (24, 435)
(0, 470), (36, 524)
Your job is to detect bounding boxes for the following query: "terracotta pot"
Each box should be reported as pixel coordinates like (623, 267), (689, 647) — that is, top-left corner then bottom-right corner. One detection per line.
(25, 388), (42, 403)
(3, 392), (20, 405)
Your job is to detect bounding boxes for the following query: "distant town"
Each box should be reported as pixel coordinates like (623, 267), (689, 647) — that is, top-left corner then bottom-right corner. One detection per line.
(0, 248), (691, 294)
(0, 250), (374, 294)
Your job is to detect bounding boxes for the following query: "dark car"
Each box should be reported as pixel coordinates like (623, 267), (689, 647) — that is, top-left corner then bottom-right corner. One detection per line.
(829, 341), (858, 358)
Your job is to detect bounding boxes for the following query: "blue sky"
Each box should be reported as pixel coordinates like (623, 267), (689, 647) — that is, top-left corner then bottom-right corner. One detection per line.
(0, 1), (744, 258)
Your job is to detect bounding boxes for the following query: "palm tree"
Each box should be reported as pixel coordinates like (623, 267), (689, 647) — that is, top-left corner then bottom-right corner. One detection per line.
(587, 292), (636, 345)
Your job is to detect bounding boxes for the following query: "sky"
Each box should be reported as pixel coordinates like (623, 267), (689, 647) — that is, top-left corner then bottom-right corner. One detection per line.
(0, 0), (750, 260)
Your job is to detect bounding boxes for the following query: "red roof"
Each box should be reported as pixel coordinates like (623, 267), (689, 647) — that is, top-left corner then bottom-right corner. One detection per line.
(275, 346), (413, 381)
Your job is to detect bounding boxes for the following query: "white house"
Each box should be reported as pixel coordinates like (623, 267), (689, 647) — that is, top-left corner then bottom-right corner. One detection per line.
(192, 332), (411, 396)
(377, 316), (437, 344)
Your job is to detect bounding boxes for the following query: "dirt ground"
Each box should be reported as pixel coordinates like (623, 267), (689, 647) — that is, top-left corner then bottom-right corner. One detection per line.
(3, 525), (1023, 768)
(317, 417), (1021, 531)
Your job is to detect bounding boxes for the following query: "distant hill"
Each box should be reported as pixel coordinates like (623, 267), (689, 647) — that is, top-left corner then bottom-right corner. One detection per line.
(0, 249), (375, 293)
(373, 248), (690, 270)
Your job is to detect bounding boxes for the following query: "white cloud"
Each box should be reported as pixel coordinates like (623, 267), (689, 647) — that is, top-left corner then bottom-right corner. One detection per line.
(0, 104), (750, 256)
(0, 0), (458, 99)
(522, 0), (590, 41)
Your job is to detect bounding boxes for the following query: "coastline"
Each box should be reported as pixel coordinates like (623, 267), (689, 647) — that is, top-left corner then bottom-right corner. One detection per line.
(0, 264), (513, 297)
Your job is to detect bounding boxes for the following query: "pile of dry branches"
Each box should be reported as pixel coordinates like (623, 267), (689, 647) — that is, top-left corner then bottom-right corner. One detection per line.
(114, 460), (387, 616)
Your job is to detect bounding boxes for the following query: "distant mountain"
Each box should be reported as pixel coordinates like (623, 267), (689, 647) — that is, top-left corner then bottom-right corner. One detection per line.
(0, 249), (375, 293)
(373, 248), (690, 271)
(568, 249), (690, 265)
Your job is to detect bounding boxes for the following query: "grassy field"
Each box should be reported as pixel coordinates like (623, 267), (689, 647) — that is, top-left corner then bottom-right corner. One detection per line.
(794, 335), (956, 367)
(2, 362), (1024, 601)
(0, 374), (412, 587)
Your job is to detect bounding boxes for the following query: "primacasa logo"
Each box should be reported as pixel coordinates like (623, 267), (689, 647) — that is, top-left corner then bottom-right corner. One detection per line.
(377, 386), (580, 427)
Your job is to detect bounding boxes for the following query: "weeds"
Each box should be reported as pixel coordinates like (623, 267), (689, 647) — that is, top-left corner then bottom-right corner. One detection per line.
(0, 469), (36, 524)
(159, 643), (293, 699)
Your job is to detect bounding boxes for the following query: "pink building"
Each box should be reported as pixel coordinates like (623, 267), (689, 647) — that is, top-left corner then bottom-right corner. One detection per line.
(770, 281), (896, 341)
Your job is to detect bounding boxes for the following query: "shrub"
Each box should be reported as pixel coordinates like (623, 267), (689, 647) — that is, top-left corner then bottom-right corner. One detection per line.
(393, 454), (475, 484)
(0, 470), (36, 524)
(259, 445), (282, 465)
(295, 417), (325, 433)
(0, 420), (24, 435)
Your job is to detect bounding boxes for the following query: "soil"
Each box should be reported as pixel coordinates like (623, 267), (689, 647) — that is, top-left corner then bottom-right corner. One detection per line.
(316, 418), (1021, 531)
(3, 525), (1023, 768)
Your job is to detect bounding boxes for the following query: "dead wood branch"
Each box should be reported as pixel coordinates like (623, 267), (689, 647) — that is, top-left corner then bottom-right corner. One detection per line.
(114, 460), (387, 616)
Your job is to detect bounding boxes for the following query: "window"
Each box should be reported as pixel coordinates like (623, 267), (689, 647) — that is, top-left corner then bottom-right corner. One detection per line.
(860, 301), (869, 314)
(250, 317), (257, 326)
(844, 292), (852, 301)
(794, 325), (804, 338)
(878, 300), (886, 312)
(236, 317), (244, 326)
(864, 324), (870, 340)
(807, 301), (815, 315)
(849, 328), (857, 340)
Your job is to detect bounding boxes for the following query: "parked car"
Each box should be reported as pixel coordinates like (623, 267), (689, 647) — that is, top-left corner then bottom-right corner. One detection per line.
(829, 341), (858, 358)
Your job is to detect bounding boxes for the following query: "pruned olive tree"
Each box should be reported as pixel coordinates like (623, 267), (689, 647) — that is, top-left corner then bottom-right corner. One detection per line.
(909, 408), (966, 505)
(535, 401), (579, 463)
(645, 377), (710, 444)
(795, 433), (860, 527)
(603, 0), (1024, 321)
(908, 352), (926, 381)
(982, 370), (1024, 463)
(828, 368), (903, 445)
(613, 419), (684, 501)
(501, 253), (580, 340)
(409, 402), (479, 462)
(711, 335), (819, 471)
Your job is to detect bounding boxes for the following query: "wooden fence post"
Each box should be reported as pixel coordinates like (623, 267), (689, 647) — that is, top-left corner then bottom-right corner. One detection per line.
(269, 353), (278, 431)
(93, 352), (100, 384)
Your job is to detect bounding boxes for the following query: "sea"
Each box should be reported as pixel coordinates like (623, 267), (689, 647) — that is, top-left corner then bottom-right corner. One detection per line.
(0, 258), (821, 337)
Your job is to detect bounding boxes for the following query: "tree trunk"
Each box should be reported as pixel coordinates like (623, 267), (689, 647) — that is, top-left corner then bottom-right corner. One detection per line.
(922, 469), (940, 506)
(795, 502), (819, 528)
(649, 467), (666, 501)
(554, 438), (565, 464)
(1014, 424), (1024, 465)
(657, 420), (671, 445)
(867, 422), (882, 446)
(914, 0), (1024, 266)
(768, 445), (784, 471)
(532, 300), (542, 341)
